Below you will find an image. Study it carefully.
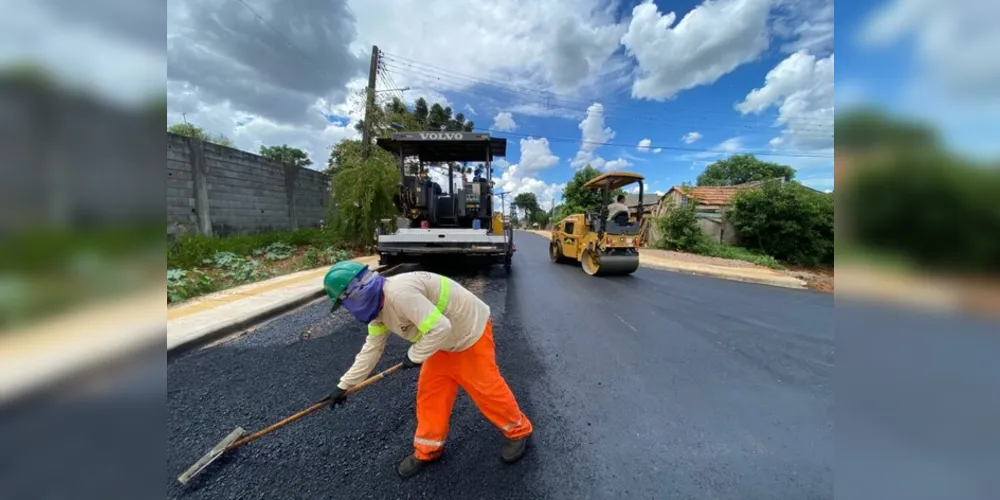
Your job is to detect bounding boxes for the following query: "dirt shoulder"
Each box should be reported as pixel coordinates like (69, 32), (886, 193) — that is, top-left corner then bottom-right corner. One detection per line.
(522, 230), (808, 290)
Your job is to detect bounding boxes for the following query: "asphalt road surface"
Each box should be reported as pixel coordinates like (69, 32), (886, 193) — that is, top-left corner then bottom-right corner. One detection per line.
(167, 232), (834, 499)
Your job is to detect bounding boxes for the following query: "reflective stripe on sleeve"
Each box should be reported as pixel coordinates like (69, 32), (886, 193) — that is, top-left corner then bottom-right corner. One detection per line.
(368, 323), (389, 336)
(410, 276), (451, 343)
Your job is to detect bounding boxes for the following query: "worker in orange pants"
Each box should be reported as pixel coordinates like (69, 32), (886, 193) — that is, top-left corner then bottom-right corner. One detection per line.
(413, 319), (533, 464)
(323, 262), (533, 478)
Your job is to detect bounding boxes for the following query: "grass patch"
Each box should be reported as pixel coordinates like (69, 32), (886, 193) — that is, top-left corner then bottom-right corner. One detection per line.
(167, 228), (346, 269)
(696, 241), (784, 269)
(167, 230), (362, 304)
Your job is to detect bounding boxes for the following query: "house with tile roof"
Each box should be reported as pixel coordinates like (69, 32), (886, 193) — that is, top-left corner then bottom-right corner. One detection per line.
(655, 180), (774, 244)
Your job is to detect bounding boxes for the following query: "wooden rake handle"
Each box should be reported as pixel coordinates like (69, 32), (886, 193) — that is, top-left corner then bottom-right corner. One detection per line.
(226, 363), (404, 450)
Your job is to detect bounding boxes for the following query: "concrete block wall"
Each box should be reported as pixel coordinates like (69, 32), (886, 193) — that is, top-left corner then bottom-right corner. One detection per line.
(167, 133), (330, 237)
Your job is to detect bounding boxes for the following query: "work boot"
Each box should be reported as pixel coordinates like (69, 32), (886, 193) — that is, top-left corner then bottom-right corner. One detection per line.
(500, 435), (529, 463)
(396, 454), (436, 479)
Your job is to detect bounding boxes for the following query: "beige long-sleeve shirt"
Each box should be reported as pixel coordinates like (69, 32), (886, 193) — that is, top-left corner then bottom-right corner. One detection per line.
(337, 271), (491, 389)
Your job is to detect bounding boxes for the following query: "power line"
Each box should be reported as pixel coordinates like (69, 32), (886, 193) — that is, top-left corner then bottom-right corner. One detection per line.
(234, 0), (324, 72)
(381, 52), (835, 128)
(381, 63), (834, 135)
(383, 65), (835, 148)
(475, 127), (833, 159)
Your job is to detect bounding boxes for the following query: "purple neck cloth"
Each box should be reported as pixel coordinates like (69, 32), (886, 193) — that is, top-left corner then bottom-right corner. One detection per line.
(342, 270), (385, 323)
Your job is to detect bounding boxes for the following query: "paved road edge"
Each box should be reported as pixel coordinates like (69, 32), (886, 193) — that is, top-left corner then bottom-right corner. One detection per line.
(167, 256), (379, 357)
(521, 230), (806, 290)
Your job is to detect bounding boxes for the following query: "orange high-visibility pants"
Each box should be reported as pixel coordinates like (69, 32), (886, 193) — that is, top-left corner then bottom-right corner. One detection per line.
(412, 320), (533, 461)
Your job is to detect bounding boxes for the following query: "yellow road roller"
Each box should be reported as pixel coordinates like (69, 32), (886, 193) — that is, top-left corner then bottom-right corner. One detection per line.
(549, 171), (645, 276)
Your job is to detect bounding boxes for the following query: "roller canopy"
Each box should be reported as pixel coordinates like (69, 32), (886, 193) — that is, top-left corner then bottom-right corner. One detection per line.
(582, 171), (645, 190)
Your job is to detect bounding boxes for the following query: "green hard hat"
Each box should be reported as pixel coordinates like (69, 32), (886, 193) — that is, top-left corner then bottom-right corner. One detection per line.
(323, 260), (367, 311)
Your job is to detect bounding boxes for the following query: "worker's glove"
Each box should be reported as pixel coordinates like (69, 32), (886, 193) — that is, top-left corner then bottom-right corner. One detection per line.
(327, 387), (348, 407)
(401, 354), (422, 370)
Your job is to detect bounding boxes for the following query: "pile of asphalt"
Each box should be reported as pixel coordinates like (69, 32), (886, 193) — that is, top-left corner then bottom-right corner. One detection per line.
(167, 269), (566, 500)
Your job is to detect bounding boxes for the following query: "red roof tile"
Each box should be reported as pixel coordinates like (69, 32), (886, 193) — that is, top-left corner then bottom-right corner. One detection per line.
(666, 183), (761, 206)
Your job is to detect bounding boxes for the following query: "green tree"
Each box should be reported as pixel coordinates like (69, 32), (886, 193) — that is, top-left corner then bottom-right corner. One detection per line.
(327, 140), (400, 247)
(654, 198), (705, 252)
(551, 204), (570, 223)
(168, 122), (233, 147)
(355, 96), (470, 138)
(697, 154), (796, 186)
(259, 144), (312, 168)
(561, 165), (625, 216)
(513, 192), (541, 220)
(413, 98), (429, 126)
(532, 209), (551, 228)
(728, 180), (834, 266)
(428, 103), (449, 130)
(327, 139), (363, 176)
(451, 112), (475, 132)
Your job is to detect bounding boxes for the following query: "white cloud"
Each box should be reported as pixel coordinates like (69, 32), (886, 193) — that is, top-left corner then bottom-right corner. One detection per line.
(603, 158), (633, 171)
(491, 112), (518, 132)
(403, 88), (452, 110)
(620, 0), (773, 100)
(571, 102), (616, 168)
(769, 136), (784, 148)
(352, 0), (628, 98)
(719, 137), (743, 153)
(681, 136), (745, 161)
(464, 104), (477, 115)
(507, 102), (582, 120)
(859, 0), (1000, 101)
(517, 138), (559, 174)
(653, 148), (662, 153)
(736, 50), (833, 151)
(773, 0), (834, 55)
(167, 97), (359, 167)
(637, 138), (652, 152)
(681, 131), (702, 144)
(493, 137), (565, 209)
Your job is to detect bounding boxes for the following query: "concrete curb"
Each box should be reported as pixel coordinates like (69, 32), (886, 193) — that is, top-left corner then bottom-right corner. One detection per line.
(520, 230), (806, 290)
(167, 256), (379, 357)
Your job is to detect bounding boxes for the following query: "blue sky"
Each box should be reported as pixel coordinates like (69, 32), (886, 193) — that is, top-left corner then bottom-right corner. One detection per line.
(835, 0), (1000, 160)
(165, 0), (851, 206)
(163, 0), (999, 203)
(363, 0), (837, 203)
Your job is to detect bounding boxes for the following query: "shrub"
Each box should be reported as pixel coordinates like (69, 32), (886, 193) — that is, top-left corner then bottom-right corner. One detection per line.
(167, 269), (217, 303)
(728, 180), (834, 266)
(257, 242), (295, 261)
(300, 247), (322, 270)
(225, 259), (270, 283)
(844, 150), (1000, 273)
(323, 247), (353, 265)
(654, 198), (706, 252)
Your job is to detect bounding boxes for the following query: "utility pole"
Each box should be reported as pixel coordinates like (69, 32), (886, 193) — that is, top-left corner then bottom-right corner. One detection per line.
(495, 191), (510, 223)
(361, 45), (380, 159)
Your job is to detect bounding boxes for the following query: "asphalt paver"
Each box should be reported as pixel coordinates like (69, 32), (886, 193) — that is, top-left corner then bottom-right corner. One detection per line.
(167, 232), (834, 499)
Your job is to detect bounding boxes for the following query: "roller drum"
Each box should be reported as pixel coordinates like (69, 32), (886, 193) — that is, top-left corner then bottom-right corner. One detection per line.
(581, 250), (639, 276)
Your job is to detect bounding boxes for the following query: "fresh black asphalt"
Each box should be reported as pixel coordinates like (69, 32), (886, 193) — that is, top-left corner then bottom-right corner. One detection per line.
(167, 232), (835, 499)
